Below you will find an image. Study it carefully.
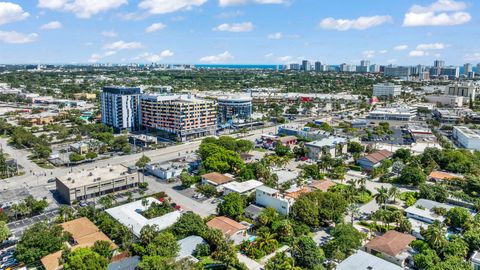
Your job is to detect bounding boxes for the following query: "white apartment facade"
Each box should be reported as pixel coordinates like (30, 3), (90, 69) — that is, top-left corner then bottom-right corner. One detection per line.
(255, 186), (293, 215)
(453, 126), (480, 150)
(373, 83), (402, 97)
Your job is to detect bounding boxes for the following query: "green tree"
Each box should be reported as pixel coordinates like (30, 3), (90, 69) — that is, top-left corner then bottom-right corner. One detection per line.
(265, 252), (301, 270)
(446, 207), (472, 229)
(324, 224), (365, 260)
(15, 222), (68, 264)
(393, 148), (412, 163)
(218, 192), (245, 220)
(291, 236), (325, 269)
(399, 165), (426, 186)
(171, 212), (207, 239)
(98, 194), (115, 209)
(347, 141), (364, 154)
(374, 186), (389, 209)
(0, 221), (10, 242)
(179, 172), (197, 188)
(63, 248), (108, 270)
(136, 155), (151, 182)
(92, 240), (113, 260)
(414, 249), (440, 270)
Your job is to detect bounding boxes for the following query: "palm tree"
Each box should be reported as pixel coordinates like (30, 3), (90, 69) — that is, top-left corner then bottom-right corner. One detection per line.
(346, 179), (357, 190)
(357, 178), (367, 191)
(256, 230), (278, 253)
(374, 186), (389, 210)
(347, 203), (361, 225)
(422, 221), (447, 251)
(388, 186), (399, 204)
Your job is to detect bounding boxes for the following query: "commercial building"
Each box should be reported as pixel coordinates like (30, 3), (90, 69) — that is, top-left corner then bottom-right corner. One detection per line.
(305, 136), (348, 160)
(106, 197), (182, 237)
(301, 60), (311, 71)
(384, 66), (411, 80)
(201, 172), (234, 187)
(446, 83), (476, 99)
(255, 186), (293, 215)
(424, 95), (463, 107)
(73, 93), (97, 100)
(146, 162), (186, 180)
(217, 96), (252, 125)
(140, 94), (217, 141)
(357, 150), (393, 171)
(367, 107), (416, 121)
(453, 126), (480, 150)
(56, 165), (138, 204)
(336, 250), (403, 270)
(364, 230), (415, 267)
(373, 83), (401, 97)
(101, 86), (141, 132)
(441, 66), (460, 79)
(433, 109), (461, 123)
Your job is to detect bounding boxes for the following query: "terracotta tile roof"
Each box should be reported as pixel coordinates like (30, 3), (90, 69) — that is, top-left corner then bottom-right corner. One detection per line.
(365, 230), (415, 257)
(202, 172), (233, 185)
(429, 171), (464, 181)
(309, 180), (336, 192)
(207, 216), (247, 237)
(362, 150), (393, 164)
(285, 187), (312, 199)
(41, 218), (117, 270)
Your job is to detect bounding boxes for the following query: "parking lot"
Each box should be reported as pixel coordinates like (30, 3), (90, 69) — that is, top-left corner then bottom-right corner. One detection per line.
(7, 209), (59, 238)
(176, 186), (211, 203)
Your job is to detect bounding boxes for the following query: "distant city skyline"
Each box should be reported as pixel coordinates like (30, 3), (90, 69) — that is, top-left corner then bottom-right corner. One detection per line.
(0, 0), (479, 65)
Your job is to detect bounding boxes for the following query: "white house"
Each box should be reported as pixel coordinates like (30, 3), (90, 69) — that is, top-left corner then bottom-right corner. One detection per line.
(146, 162), (185, 180)
(255, 186), (293, 216)
(223, 180), (263, 195)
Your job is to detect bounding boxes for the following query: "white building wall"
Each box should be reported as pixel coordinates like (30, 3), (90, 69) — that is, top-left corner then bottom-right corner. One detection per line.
(255, 189), (291, 215)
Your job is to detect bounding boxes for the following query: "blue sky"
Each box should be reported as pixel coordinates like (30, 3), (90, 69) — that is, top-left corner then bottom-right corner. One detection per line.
(0, 0), (478, 65)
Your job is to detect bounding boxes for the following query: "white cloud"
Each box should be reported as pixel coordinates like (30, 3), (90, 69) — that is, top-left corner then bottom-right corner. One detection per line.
(219, 0), (288, 6)
(264, 53), (274, 58)
(394, 44), (408, 51)
(378, 50), (388, 54)
(213, 22), (253, 32)
(145, 23), (166, 33)
(199, 51), (233, 63)
(362, 50), (376, 59)
(40, 21), (62, 30)
(416, 43), (446, 50)
(464, 52), (480, 62)
(103, 40), (143, 50)
(139, 50), (174, 62)
(409, 50), (428, 57)
(0, 31), (38, 44)
(0, 2), (29, 26)
(403, 0), (471, 26)
(88, 50), (117, 63)
(101, 31), (118, 38)
(216, 10), (244, 19)
(319, 15), (392, 31)
(38, 0), (127, 18)
(139, 0), (207, 14)
(277, 55), (293, 63)
(267, 32), (283, 40)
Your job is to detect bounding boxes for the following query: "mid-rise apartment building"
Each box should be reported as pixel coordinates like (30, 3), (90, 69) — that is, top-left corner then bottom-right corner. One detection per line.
(217, 96), (252, 125)
(255, 186), (293, 215)
(100, 86), (141, 132)
(453, 126), (480, 150)
(384, 66), (411, 80)
(141, 94), (217, 141)
(373, 83), (402, 97)
(446, 83), (476, 99)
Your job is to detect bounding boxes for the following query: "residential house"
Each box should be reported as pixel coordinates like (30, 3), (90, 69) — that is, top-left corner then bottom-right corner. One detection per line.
(222, 180), (263, 195)
(336, 250), (403, 270)
(146, 162), (186, 180)
(364, 230), (415, 267)
(428, 171), (464, 184)
(177, 236), (207, 262)
(305, 136), (348, 160)
(255, 186), (293, 215)
(357, 150), (393, 171)
(207, 216), (249, 245)
(201, 172), (234, 187)
(41, 217), (118, 270)
(309, 179), (336, 192)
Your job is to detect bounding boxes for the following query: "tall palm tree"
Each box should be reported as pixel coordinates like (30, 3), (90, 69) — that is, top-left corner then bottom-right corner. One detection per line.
(388, 186), (399, 204)
(347, 203), (361, 225)
(374, 186), (389, 210)
(256, 231), (278, 253)
(357, 178), (367, 191)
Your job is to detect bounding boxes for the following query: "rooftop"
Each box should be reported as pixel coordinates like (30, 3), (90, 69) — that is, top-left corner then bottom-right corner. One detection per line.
(177, 236), (206, 261)
(454, 126), (480, 139)
(365, 230), (415, 257)
(405, 199), (455, 223)
(309, 179), (336, 192)
(222, 180), (263, 194)
(305, 136), (347, 148)
(429, 171), (464, 181)
(201, 172), (234, 185)
(360, 150), (393, 164)
(256, 185), (279, 195)
(57, 165), (134, 189)
(105, 197), (182, 237)
(207, 216), (248, 237)
(336, 250), (403, 270)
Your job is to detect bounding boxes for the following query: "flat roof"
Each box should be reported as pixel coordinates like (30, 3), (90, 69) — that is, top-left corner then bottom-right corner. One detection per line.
(405, 199), (454, 222)
(105, 197), (182, 237)
(305, 136), (347, 148)
(57, 165), (134, 189)
(223, 180), (263, 193)
(336, 250), (403, 270)
(177, 236), (206, 260)
(256, 185), (279, 195)
(201, 172), (233, 185)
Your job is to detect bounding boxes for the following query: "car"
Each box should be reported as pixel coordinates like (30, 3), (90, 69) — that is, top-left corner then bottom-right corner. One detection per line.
(79, 201), (88, 207)
(47, 178), (56, 183)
